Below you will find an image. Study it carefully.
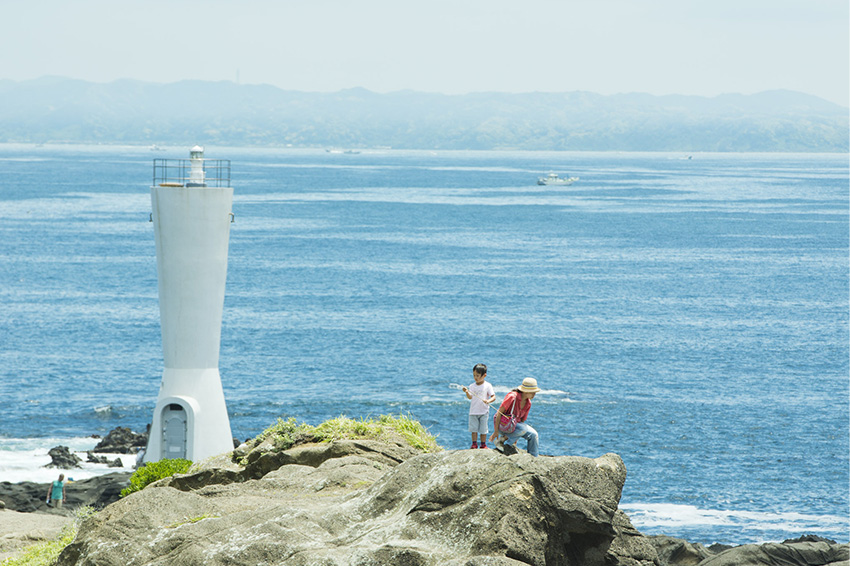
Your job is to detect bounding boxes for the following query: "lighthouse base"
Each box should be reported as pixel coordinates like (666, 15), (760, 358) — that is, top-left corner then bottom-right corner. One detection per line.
(144, 368), (233, 464)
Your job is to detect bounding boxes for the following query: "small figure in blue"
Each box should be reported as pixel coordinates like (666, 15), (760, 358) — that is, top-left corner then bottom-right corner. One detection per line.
(462, 363), (496, 449)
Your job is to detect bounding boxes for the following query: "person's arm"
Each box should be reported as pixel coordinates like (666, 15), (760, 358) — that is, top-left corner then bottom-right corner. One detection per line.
(62, 482), (66, 502)
(489, 417), (500, 442)
(462, 386), (472, 400)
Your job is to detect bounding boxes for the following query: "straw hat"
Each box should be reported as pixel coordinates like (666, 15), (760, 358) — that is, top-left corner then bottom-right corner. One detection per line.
(518, 377), (541, 393)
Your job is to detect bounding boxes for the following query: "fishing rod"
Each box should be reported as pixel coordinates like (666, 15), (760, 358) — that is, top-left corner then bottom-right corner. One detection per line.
(448, 383), (514, 422)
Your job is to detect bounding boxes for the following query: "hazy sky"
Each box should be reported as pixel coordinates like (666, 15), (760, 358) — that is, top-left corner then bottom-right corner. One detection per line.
(2, 0), (848, 106)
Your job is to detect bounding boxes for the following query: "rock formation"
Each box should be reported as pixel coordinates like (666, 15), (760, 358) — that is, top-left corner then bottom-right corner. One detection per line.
(647, 535), (849, 566)
(86, 451), (109, 464)
(649, 535), (715, 566)
(45, 446), (82, 469)
(1, 424), (845, 566)
(57, 437), (656, 566)
(698, 540), (848, 566)
(92, 427), (148, 454)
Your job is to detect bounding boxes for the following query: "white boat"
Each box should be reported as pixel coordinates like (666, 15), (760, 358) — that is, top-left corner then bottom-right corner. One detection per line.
(537, 173), (579, 186)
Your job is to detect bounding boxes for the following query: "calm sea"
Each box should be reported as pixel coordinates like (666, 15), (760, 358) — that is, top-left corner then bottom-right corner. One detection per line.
(0, 144), (847, 545)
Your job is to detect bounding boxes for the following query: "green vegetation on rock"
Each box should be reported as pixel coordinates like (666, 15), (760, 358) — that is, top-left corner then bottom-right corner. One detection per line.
(313, 414), (440, 452)
(256, 416), (315, 451)
(120, 458), (193, 497)
(1, 506), (96, 566)
(242, 413), (440, 464)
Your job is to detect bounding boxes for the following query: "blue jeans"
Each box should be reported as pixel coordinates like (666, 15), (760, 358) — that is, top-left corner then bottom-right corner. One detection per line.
(504, 422), (539, 457)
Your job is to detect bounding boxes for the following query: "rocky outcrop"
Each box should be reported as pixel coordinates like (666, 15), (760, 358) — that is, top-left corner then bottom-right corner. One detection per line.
(608, 511), (661, 566)
(698, 540), (848, 566)
(57, 442), (645, 566)
(45, 446), (82, 469)
(92, 427), (147, 454)
(648, 535), (849, 566)
(649, 535), (715, 566)
(0, 473), (131, 514)
(85, 452), (109, 464)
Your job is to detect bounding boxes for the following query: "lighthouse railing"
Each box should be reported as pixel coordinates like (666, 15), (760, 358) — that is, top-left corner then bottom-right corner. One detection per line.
(153, 159), (231, 188)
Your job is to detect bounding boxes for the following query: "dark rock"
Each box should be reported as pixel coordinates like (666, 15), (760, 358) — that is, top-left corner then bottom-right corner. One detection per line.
(608, 511), (661, 566)
(58, 448), (633, 566)
(783, 535), (839, 545)
(648, 535), (714, 566)
(700, 540), (849, 566)
(92, 427), (147, 454)
(44, 446), (82, 469)
(67, 473), (132, 510)
(107, 458), (123, 468)
(707, 543), (734, 554)
(86, 452), (109, 464)
(0, 473), (131, 513)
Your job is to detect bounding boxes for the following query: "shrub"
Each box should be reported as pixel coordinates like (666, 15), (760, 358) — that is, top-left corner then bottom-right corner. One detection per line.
(120, 458), (192, 497)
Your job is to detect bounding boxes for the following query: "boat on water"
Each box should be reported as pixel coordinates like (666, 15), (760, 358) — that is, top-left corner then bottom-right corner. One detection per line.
(537, 173), (579, 186)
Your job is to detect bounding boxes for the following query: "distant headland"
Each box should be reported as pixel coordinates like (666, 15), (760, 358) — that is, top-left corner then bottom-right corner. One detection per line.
(0, 77), (847, 152)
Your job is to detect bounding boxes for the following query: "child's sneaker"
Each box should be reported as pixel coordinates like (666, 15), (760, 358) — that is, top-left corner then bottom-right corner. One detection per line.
(471, 441), (478, 449)
(479, 443), (488, 449)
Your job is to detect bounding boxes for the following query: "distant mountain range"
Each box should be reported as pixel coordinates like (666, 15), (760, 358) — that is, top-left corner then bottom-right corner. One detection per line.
(0, 77), (847, 152)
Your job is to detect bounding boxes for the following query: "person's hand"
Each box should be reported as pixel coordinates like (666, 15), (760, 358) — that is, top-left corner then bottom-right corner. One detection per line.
(462, 386), (468, 393)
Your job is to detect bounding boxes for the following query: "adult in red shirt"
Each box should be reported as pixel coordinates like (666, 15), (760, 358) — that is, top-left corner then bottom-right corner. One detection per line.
(489, 377), (541, 456)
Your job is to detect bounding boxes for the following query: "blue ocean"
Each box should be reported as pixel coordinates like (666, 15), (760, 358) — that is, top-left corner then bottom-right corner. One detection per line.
(1, 144), (847, 545)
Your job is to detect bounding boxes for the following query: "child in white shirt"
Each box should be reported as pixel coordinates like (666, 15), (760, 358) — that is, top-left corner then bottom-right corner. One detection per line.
(462, 363), (497, 449)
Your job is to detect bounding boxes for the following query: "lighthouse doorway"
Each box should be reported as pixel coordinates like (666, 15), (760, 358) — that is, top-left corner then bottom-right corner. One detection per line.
(161, 403), (187, 460)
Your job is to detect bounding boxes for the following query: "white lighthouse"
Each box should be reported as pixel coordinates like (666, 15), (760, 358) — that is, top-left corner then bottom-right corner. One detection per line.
(146, 146), (234, 463)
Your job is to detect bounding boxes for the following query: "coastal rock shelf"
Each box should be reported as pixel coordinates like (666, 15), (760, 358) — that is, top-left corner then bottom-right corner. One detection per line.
(2, 434), (846, 566)
(57, 439), (647, 566)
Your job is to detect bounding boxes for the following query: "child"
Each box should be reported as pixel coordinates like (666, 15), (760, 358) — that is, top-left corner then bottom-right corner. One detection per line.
(462, 363), (496, 449)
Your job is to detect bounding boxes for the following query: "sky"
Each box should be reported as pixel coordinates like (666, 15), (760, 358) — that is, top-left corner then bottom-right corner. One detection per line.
(1, 0), (848, 106)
